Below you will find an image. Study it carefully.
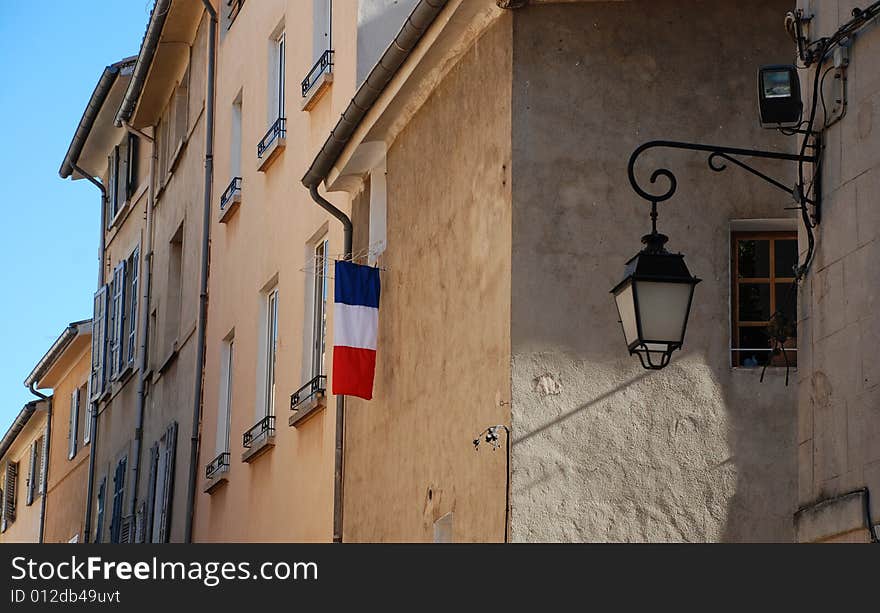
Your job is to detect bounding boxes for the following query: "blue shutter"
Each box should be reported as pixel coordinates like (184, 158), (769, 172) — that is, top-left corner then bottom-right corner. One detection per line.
(90, 286), (108, 399)
(128, 248), (140, 367)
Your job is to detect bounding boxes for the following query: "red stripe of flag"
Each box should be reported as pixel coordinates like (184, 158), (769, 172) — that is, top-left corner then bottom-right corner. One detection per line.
(332, 346), (377, 400)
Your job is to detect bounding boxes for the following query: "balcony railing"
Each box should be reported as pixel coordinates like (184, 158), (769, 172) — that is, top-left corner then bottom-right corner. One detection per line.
(205, 451), (231, 480)
(243, 415), (275, 449)
(226, 0), (245, 28)
(290, 375), (327, 412)
(302, 50), (334, 97)
(257, 118), (286, 159)
(220, 177), (242, 212)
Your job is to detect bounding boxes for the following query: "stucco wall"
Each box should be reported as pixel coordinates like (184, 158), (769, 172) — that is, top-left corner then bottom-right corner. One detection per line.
(0, 409), (47, 543)
(43, 339), (91, 543)
(342, 15), (512, 542)
(192, 0), (359, 542)
(794, 0), (880, 542)
(510, 0), (797, 542)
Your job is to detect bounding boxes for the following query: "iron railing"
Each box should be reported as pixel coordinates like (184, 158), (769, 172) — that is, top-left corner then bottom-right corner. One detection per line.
(302, 50), (334, 97)
(257, 118), (286, 159)
(290, 374), (327, 412)
(205, 451), (231, 480)
(220, 177), (242, 212)
(243, 415), (275, 448)
(226, 0), (245, 28)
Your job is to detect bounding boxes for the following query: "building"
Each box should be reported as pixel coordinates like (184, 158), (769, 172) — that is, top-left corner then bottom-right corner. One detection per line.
(23, 321), (93, 543)
(304, 0), (799, 541)
(191, 0), (418, 543)
(0, 400), (49, 543)
(792, 1), (880, 543)
(59, 53), (153, 543)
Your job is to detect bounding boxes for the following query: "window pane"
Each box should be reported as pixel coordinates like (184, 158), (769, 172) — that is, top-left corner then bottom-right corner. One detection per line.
(775, 240), (798, 277)
(775, 282), (797, 326)
(738, 283), (771, 321)
(737, 239), (770, 278)
(737, 327), (771, 367)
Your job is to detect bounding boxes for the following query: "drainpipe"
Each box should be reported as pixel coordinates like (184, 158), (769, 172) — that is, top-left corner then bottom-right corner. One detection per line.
(308, 184), (352, 543)
(27, 385), (51, 543)
(184, 0), (217, 544)
(72, 164), (106, 544)
(122, 122), (156, 523)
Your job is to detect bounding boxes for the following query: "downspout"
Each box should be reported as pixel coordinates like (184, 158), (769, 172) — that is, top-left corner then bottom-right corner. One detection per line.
(27, 385), (51, 543)
(123, 122), (155, 524)
(72, 164), (106, 544)
(184, 0), (216, 544)
(308, 184), (352, 543)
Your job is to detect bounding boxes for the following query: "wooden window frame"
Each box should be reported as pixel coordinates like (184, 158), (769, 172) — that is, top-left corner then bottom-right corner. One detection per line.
(731, 230), (798, 367)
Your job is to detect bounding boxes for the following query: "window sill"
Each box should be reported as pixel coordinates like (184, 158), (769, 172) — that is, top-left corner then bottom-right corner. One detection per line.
(289, 393), (326, 428)
(203, 472), (229, 494)
(157, 345), (179, 376)
(218, 191), (241, 224)
(301, 73), (333, 112)
(241, 435), (275, 463)
(257, 137), (286, 172)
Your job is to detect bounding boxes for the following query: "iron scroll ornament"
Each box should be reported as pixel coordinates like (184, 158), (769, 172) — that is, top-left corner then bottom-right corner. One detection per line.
(627, 139), (821, 220)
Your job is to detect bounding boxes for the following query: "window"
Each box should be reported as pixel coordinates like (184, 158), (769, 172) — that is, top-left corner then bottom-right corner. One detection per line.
(109, 456), (127, 544)
(2, 462), (18, 530)
(260, 286), (279, 417)
(217, 334), (235, 456)
(165, 223), (184, 355)
(108, 260), (126, 379)
(270, 30), (286, 123)
(90, 286), (108, 400)
(231, 94), (242, 179)
(158, 70), (190, 180)
(94, 477), (106, 543)
(26, 436), (44, 506)
(312, 240), (329, 378)
(125, 133), (140, 200)
(147, 423), (177, 543)
(731, 231), (798, 367)
(68, 388), (80, 460)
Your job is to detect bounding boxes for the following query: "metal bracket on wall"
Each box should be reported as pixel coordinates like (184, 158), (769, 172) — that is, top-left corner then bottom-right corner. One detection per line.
(627, 139), (822, 226)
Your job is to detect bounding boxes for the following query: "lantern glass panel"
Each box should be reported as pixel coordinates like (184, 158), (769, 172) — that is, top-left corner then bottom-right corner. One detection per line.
(614, 281), (638, 346)
(633, 280), (693, 344)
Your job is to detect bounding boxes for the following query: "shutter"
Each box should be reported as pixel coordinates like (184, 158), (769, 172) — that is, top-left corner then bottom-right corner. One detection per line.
(128, 247), (140, 366)
(91, 286), (108, 399)
(26, 443), (36, 506)
(135, 502), (146, 544)
(39, 431), (48, 495)
(110, 457), (126, 543)
(95, 478), (106, 543)
(82, 390), (91, 445)
(158, 423), (178, 543)
(110, 262), (126, 379)
(5, 462), (18, 523)
(69, 389), (79, 459)
(120, 515), (133, 544)
(145, 444), (158, 542)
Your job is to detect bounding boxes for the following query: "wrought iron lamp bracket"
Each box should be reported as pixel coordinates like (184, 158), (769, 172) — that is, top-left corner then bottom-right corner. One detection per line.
(627, 139), (821, 227)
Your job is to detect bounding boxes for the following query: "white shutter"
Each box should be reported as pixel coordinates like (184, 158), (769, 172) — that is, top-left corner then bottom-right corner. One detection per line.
(39, 431), (48, 495)
(26, 442), (36, 506)
(68, 389), (79, 459)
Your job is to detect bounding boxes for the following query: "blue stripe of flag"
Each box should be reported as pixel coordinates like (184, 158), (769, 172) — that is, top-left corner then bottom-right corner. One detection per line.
(334, 260), (381, 308)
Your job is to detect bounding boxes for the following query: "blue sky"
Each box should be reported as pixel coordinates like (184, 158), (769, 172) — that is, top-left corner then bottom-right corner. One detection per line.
(0, 2), (152, 433)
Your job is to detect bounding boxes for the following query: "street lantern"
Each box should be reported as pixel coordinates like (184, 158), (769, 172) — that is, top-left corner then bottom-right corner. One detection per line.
(611, 231), (701, 370)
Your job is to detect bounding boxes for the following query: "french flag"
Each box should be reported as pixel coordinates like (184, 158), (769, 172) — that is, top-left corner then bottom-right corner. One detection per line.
(332, 261), (380, 400)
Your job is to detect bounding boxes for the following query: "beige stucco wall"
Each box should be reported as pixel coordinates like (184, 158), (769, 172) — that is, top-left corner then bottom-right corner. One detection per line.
(192, 0), (361, 542)
(42, 335), (92, 543)
(509, 0), (798, 542)
(0, 405), (48, 543)
(341, 15), (513, 542)
(795, 0), (880, 542)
